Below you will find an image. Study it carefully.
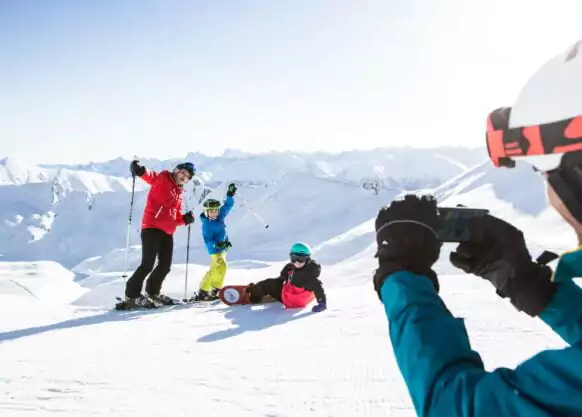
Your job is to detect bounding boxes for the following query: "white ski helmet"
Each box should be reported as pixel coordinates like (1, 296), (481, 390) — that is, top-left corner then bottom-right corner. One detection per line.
(486, 39), (582, 221)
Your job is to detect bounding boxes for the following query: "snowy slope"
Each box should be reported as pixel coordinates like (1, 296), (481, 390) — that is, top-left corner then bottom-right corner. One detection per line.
(433, 159), (577, 251)
(0, 152), (576, 416)
(0, 261), (86, 304)
(0, 231), (569, 417)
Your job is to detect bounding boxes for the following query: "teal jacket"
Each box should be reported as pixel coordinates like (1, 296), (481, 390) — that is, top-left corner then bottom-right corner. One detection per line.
(380, 248), (582, 417)
(199, 195), (234, 255)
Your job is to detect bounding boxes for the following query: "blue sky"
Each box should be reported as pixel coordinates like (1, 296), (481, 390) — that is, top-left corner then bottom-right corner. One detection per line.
(1, 0), (582, 164)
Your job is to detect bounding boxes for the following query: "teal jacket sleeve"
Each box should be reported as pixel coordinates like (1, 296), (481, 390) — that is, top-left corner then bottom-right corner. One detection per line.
(380, 271), (582, 417)
(538, 280), (582, 346)
(538, 249), (582, 346)
(219, 195), (234, 220)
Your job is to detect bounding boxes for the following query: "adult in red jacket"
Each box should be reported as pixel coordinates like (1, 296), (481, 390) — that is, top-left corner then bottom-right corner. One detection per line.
(124, 160), (195, 307)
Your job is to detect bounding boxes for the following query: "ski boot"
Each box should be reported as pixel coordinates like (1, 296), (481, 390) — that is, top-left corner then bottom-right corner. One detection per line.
(192, 289), (217, 302)
(210, 288), (220, 300)
(147, 292), (178, 306)
(118, 295), (157, 310)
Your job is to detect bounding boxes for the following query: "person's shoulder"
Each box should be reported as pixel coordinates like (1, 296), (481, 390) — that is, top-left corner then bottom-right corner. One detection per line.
(308, 259), (321, 268)
(306, 259), (321, 273)
(155, 170), (174, 184)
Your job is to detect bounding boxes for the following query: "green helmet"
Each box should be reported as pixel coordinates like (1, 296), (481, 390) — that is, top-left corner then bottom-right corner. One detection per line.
(290, 242), (311, 257)
(203, 198), (221, 215)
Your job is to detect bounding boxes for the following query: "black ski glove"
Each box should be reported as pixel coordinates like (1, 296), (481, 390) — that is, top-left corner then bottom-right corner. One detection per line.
(216, 240), (232, 250)
(449, 214), (556, 317)
(130, 160), (145, 177)
(373, 194), (442, 301)
(226, 183), (237, 197)
(182, 211), (195, 225)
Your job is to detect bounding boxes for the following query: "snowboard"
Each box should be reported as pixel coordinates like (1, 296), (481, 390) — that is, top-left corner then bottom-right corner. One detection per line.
(218, 285), (277, 306)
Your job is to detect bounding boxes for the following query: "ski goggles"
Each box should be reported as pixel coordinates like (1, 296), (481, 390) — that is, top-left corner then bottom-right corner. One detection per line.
(486, 107), (582, 172)
(290, 253), (308, 263)
(204, 200), (221, 210)
(486, 107), (582, 222)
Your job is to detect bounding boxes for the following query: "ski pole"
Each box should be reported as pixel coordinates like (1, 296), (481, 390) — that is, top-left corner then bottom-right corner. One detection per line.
(183, 223), (191, 301)
(182, 181), (196, 301)
(239, 193), (269, 229)
(122, 174), (136, 282)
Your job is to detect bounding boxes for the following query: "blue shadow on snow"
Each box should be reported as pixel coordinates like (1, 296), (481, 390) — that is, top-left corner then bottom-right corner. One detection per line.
(0, 305), (191, 343)
(197, 302), (313, 343)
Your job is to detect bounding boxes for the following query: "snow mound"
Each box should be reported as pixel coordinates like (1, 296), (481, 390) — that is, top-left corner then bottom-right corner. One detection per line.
(0, 261), (86, 303)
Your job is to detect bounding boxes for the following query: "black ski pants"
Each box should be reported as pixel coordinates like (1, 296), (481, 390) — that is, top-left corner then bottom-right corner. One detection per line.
(125, 228), (174, 298)
(247, 278), (283, 303)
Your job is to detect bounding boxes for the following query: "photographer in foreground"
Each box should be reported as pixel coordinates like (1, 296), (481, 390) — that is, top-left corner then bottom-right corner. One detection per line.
(374, 41), (582, 417)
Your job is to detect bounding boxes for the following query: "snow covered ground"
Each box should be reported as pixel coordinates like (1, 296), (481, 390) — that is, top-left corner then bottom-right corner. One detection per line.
(0, 249), (570, 416)
(0, 154), (578, 416)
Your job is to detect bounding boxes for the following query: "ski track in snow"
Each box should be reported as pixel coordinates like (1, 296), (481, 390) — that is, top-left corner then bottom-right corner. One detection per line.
(0, 268), (567, 417)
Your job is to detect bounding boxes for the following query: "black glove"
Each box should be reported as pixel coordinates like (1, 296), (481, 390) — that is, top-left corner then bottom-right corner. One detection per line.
(182, 211), (195, 225)
(130, 160), (145, 177)
(215, 240), (232, 250)
(226, 183), (237, 197)
(373, 194), (442, 301)
(449, 214), (556, 317)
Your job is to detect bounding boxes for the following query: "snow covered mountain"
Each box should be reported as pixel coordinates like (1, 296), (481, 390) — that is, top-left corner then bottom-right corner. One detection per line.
(0, 147), (574, 275)
(0, 157), (52, 185)
(39, 146), (487, 186)
(0, 147), (484, 270)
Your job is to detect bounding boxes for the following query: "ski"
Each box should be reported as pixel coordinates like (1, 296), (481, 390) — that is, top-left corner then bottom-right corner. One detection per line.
(113, 296), (221, 311)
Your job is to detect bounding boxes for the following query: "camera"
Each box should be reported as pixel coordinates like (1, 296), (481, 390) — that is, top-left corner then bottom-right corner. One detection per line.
(436, 206), (490, 242)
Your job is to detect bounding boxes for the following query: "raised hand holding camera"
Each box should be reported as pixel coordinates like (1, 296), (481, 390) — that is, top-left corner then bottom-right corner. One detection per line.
(449, 214), (556, 317)
(373, 194), (442, 300)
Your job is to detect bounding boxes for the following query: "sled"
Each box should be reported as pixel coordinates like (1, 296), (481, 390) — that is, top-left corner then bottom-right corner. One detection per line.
(218, 285), (277, 306)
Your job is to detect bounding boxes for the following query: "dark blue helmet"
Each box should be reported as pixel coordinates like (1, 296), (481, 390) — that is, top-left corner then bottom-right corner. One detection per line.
(174, 162), (196, 178)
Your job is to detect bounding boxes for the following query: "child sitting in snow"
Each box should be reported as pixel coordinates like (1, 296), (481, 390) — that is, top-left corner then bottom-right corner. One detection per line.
(246, 242), (327, 312)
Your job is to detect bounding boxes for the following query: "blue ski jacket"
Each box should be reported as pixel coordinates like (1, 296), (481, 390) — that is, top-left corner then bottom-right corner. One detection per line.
(380, 247), (582, 417)
(199, 195), (234, 255)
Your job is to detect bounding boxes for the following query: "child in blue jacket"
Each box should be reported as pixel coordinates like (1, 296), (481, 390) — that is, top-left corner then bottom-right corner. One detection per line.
(373, 40), (582, 417)
(194, 183), (236, 301)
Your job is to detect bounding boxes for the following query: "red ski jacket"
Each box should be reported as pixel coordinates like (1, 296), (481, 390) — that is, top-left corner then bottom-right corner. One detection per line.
(281, 281), (315, 308)
(278, 261), (325, 308)
(138, 168), (186, 235)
